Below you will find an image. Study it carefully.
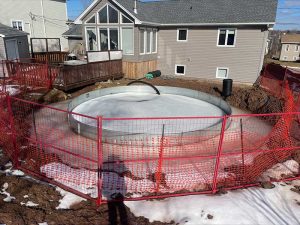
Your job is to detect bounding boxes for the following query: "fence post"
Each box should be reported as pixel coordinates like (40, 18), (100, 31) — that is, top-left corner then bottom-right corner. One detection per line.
(281, 66), (288, 98)
(97, 116), (103, 206)
(240, 118), (245, 186)
(155, 124), (165, 193)
(6, 95), (19, 168)
(212, 116), (227, 193)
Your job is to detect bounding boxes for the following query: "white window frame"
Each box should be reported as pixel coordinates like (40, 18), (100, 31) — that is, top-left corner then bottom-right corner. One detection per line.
(146, 29), (152, 54)
(11, 20), (24, 31)
(285, 44), (290, 52)
(175, 64), (186, 75)
(283, 56), (288, 61)
(152, 29), (158, 53)
(217, 28), (237, 47)
(98, 27), (119, 51)
(97, 3), (119, 24)
(216, 67), (229, 79)
(177, 28), (188, 42)
(85, 14), (96, 24)
(85, 26), (98, 51)
(293, 56), (298, 61)
(295, 45), (299, 52)
(139, 28), (146, 55)
(120, 13), (133, 24)
(120, 26), (134, 55)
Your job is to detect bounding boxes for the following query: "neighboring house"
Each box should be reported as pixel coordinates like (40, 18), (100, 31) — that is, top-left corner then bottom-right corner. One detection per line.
(0, 0), (69, 51)
(279, 34), (300, 62)
(62, 24), (84, 56)
(74, 0), (277, 83)
(0, 23), (30, 77)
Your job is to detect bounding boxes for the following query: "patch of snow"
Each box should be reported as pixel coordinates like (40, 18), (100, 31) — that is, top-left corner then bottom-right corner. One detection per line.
(0, 183), (15, 203)
(0, 85), (20, 96)
(20, 201), (39, 207)
(126, 183), (300, 225)
(38, 223), (48, 225)
(55, 187), (86, 210)
(259, 160), (299, 181)
(23, 195), (29, 198)
(11, 170), (25, 176)
(4, 162), (12, 168)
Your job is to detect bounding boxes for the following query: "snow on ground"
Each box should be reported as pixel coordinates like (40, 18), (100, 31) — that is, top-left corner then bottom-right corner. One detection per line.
(0, 182), (15, 203)
(126, 182), (300, 225)
(0, 85), (20, 96)
(20, 201), (39, 207)
(55, 187), (86, 210)
(259, 160), (299, 181)
(126, 160), (300, 225)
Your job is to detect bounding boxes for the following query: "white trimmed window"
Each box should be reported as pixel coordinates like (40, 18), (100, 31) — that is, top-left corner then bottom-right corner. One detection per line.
(121, 27), (134, 55)
(293, 56), (298, 61)
(175, 65), (186, 75)
(99, 28), (119, 51)
(86, 27), (97, 51)
(286, 45), (290, 51)
(140, 28), (157, 55)
(86, 15), (96, 24)
(12, 20), (23, 31)
(177, 29), (188, 42)
(216, 67), (229, 79)
(283, 56), (288, 60)
(295, 45), (299, 52)
(218, 29), (236, 47)
(98, 4), (118, 24)
(121, 14), (133, 24)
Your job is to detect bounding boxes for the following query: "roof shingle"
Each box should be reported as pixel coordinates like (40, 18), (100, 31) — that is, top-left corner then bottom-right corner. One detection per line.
(116, 0), (278, 25)
(0, 23), (28, 37)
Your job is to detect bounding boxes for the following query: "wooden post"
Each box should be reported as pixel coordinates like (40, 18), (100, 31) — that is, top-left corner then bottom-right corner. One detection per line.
(155, 124), (165, 193)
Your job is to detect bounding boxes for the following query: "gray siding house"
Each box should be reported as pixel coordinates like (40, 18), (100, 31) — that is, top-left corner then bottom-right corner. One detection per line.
(0, 0), (69, 51)
(74, 0), (277, 83)
(279, 34), (300, 62)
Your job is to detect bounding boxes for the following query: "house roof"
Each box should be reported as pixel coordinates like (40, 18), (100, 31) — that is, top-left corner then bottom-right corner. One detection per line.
(281, 34), (300, 44)
(75, 0), (278, 26)
(62, 24), (82, 37)
(0, 23), (28, 38)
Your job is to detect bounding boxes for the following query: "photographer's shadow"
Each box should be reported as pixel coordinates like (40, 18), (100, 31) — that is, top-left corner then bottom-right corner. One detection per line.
(103, 156), (129, 225)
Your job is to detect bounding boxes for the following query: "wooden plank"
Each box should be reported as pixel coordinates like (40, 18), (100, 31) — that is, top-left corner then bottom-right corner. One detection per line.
(122, 60), (157, 79)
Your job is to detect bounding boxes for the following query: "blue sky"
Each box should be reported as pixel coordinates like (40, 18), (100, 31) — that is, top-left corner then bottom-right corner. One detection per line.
(67, 0), (300, 30)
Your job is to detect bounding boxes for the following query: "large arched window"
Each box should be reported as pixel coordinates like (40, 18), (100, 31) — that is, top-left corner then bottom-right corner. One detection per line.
(98, 5), (119, 24)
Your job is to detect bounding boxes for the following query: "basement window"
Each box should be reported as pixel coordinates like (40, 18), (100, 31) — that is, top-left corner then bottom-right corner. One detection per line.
(175, 65), (186, 75)
(216, 67), (229, 79)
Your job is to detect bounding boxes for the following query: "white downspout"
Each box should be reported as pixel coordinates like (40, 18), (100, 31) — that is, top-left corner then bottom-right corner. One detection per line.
(41, 0), (47, 37)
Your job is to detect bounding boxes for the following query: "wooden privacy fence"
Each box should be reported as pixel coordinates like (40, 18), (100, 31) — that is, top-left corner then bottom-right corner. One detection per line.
(52, 60), (123, 91)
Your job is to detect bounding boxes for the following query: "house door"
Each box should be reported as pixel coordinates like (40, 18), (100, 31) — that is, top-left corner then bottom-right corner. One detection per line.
(6, 39), (19, 60)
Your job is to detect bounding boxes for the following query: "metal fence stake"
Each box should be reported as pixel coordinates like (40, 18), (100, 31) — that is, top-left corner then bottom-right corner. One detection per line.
(212, 116), (227, 193)
(97, 116), (103, 206)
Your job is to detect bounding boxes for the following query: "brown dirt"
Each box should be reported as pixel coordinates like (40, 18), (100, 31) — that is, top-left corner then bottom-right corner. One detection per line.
(0, 169), (173, 225)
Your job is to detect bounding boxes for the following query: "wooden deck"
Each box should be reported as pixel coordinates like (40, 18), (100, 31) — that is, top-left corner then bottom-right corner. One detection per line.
(52, 60), (123, 91)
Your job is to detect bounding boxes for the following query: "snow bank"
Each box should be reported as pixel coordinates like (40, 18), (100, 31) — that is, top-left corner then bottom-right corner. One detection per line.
(126, 183), (300, 225)
(21, 201), (39, 207)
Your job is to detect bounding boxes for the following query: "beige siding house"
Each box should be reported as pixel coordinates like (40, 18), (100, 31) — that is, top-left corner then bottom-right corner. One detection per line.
(73, 0), (277, 83)
(0, 0), (69, 51)
(279, 34), (300, 62)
